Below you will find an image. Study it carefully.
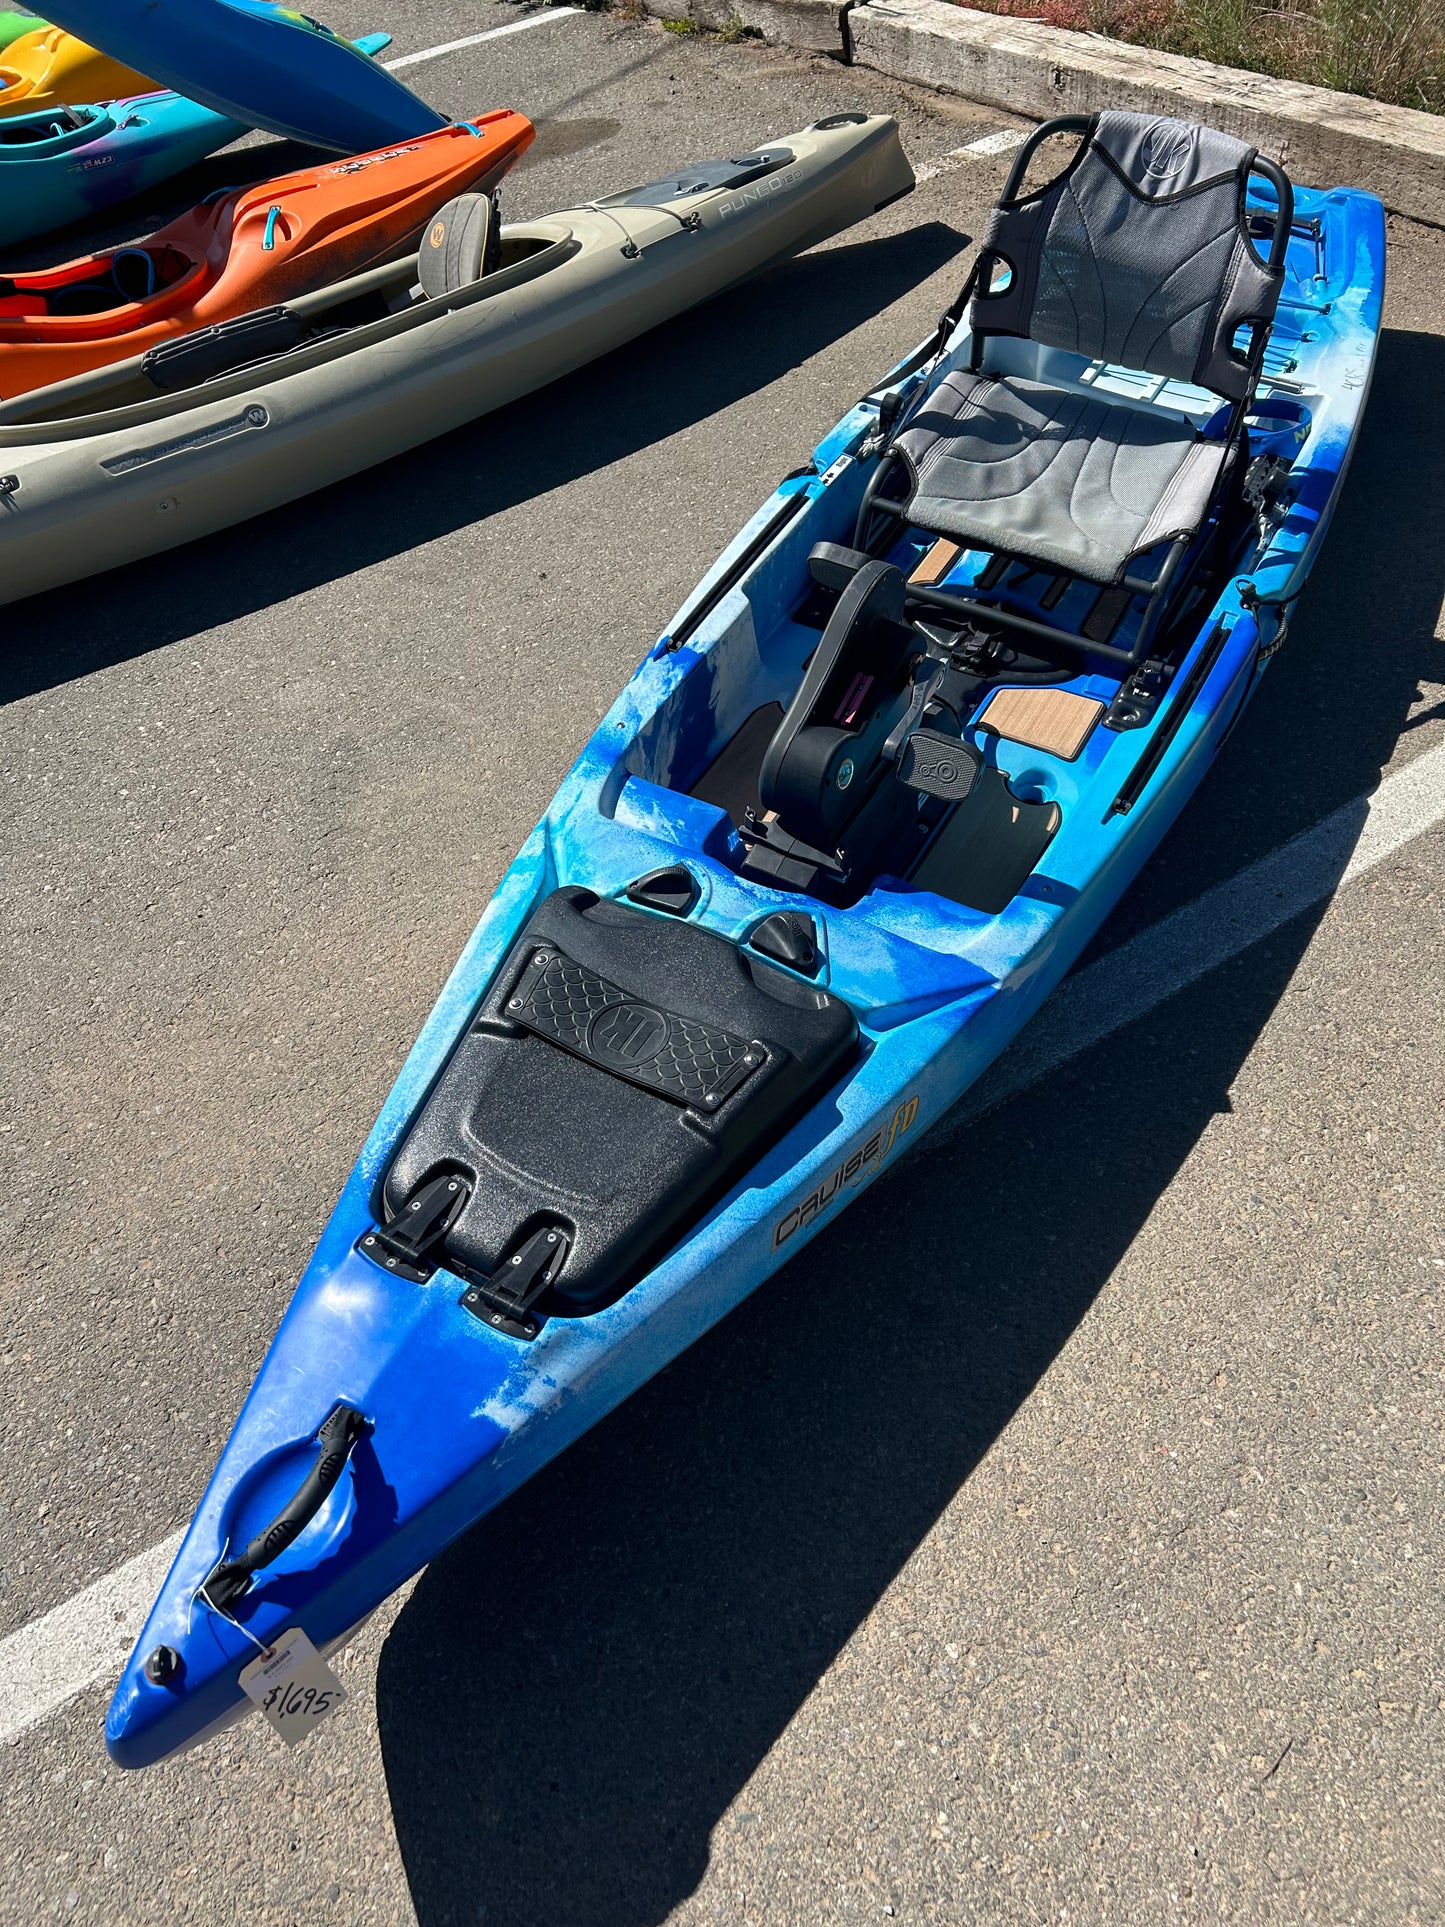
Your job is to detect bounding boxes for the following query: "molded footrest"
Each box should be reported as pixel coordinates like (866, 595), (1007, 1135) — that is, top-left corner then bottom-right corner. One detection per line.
(896, 729), (980, 801)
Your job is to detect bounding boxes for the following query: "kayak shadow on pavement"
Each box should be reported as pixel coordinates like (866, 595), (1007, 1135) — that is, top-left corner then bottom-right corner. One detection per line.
(0, 218), (968, 709)
(375, 326), (1443, 1927)
(372, 927), (1332, 1927)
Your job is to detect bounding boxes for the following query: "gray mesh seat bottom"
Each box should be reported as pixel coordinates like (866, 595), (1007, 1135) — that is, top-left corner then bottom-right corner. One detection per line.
(895, 369), (1227, 586)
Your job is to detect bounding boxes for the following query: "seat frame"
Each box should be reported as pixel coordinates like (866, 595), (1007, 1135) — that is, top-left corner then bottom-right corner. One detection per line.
(855, 115), (1295, 673)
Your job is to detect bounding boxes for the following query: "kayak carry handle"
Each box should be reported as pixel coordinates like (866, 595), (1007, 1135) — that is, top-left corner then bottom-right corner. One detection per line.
(202, 1404), (366, 1612)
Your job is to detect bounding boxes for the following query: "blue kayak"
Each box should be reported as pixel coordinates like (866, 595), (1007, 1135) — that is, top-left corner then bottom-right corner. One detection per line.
(33, 0), (441, 154)
(0, 34), (390, 248)
(105, 113), (1384, 1769)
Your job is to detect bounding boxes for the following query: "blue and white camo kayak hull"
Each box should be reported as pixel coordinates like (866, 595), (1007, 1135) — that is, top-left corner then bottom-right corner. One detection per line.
(104, 178), (1385, 1770)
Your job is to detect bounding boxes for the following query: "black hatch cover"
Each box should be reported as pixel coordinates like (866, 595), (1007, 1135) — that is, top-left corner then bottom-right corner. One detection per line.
(597, 147), (794, 209)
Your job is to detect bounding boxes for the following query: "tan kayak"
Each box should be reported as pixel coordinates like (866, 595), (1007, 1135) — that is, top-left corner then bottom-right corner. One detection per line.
(0, 113), (914, 605)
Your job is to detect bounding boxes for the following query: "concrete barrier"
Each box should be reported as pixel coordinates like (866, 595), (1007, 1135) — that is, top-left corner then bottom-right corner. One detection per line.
(640, 0), (849, 55)
(848, 0), (1445, 223)
(628, 0), (1444, 221)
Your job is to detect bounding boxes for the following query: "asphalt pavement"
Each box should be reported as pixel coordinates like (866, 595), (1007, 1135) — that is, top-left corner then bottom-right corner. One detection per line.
(0, 7), (1441, 1924)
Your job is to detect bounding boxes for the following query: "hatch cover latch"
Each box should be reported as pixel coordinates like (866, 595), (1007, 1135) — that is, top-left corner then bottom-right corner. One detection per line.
(357, 1171), (469, 1283)
(460, 1226), (571, 1342)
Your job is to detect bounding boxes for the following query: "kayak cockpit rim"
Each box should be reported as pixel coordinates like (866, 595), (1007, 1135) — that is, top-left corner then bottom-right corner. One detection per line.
(0, 221), (581, 436)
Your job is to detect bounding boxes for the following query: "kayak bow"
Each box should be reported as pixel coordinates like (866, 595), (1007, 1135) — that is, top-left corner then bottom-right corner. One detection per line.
(0, 110), (535, 395)
(0, 9), (43, 54)
(33, 0), (444, 152)
(0, 37), (391, 248)
(0, 23), (152, 115)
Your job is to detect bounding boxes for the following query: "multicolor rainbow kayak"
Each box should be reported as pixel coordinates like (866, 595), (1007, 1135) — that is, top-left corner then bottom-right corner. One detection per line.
(0, 37), (391, 248)
(0, 22), (151, 115)
(0, 9), (44, 53)
(33, 0), (443, 152)
(102, 112), (1383, 1771)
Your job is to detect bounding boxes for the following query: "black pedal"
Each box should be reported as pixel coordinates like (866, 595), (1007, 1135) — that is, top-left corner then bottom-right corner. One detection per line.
(759, 560), (920, 851)
(807, 542), (874, 591)
(896, 730), (980, 801)
(460, 1225), (570, 1341)
(358, 1171), (469, 1283)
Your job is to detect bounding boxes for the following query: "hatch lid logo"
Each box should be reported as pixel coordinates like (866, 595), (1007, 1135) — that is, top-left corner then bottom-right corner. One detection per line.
(589, 1002), (668, 1067)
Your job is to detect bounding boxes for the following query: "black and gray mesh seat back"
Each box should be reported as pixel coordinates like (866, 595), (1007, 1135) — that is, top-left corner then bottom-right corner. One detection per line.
(972, 111), (1284, 403)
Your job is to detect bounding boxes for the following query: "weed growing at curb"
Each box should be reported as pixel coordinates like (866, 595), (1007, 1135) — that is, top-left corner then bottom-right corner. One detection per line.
(958, 0), (1445, 111)
(657, 10), (761, 38)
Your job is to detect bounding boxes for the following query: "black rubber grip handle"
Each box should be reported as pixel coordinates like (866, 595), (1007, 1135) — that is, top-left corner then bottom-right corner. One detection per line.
(203, 1405), (366, 1611)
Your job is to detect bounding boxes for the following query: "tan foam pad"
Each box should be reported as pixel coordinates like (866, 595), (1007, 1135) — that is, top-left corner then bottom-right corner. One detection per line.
(978, 686), (1105, 761)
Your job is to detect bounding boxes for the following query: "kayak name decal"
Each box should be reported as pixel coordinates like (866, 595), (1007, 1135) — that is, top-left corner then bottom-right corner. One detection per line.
(717, 171), (793, 222)
(772, 1094), (920, 1250)
(321, 143), (424, 178)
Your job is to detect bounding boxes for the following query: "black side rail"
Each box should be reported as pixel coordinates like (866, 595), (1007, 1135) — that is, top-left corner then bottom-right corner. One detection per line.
(202, 1404), (366, 1611)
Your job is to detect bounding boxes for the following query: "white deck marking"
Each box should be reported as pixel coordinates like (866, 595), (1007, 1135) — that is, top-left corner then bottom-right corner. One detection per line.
(0, 1533), (182, 1745)
(383, 7), (581, 70)
(0, 742), (1439, 1748)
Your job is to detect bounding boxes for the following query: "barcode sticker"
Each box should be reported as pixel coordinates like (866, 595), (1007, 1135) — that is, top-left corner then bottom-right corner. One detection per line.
(238, 1627), (346, 1747)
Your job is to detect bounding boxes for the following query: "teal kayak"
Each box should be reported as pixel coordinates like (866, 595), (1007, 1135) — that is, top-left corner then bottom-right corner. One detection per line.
(34, 0), (442, 153)
(0, 31), (391, 248)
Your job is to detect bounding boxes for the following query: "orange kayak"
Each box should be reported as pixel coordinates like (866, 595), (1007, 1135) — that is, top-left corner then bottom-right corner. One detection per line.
(0, 109), (534, 397)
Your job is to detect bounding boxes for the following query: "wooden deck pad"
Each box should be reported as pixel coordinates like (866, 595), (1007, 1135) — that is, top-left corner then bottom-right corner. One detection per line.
(909, 538), (961, 586)
(978, 686), (1105, 761)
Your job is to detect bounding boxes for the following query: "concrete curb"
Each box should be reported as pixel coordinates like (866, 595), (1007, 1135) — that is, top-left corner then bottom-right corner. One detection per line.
(631, 0), (1445, 225)
(640, 0), (848, 55)
(849, 0), (1445, 223)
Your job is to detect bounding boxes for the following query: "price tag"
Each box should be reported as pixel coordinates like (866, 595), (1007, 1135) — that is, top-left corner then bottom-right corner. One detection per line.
(238, 1628), (346, 1747)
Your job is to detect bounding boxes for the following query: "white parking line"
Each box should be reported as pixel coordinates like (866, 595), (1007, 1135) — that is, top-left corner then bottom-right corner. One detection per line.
(0, 1534), (182, 1747)
(962, 128), (1031, 157)
(0, 740), (1440, 1750)
(914, 126), (1029, 183)
(928, 737), (1445, 1144)
(382, 6), (581, 71)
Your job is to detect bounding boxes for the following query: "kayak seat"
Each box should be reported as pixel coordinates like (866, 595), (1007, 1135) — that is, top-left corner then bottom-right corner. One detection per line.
(0, 105), (86, 143)
(872, 111), (1293, 637)
(21, 245), (194, 318)
(892, 368), (1229, 588)
(417, 190), (496, 299)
